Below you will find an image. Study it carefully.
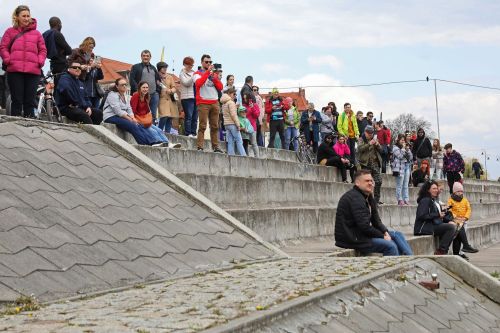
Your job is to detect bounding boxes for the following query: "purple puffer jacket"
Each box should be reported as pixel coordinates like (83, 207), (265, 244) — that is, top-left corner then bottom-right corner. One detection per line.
(0, 18), (46, 75)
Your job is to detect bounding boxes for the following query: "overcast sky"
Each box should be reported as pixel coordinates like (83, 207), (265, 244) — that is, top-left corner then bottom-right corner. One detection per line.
(2, 0), (500, 179)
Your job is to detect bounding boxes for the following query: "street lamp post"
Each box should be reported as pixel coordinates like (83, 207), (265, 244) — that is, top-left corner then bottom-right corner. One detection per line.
(481, 150), (490, 180)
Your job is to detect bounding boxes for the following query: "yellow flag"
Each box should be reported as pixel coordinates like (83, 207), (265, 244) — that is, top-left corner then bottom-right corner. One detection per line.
(160, 46), (165, 62)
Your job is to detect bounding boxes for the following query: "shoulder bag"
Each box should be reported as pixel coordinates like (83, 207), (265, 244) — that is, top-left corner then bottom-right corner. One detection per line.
(2, 30), (29, 71)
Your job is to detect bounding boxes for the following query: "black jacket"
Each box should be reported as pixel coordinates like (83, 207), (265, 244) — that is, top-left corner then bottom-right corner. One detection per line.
(316, 141), (340, 164)
(240, 83), (256, 104)
(414, 196), (441, 235)
(335, 186), (388, 249)
(129, 62), (161, 94)
(42, 29), (72, 72)
(412, 135), (432, 159)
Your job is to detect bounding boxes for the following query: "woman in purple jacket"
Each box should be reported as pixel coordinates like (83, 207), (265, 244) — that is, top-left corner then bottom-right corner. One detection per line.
(0, 5), (47, 117)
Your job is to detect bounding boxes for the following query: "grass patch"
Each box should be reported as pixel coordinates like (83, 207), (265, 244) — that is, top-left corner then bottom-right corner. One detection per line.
(1, 295), (40, 315)
(490, 271), (500, 279)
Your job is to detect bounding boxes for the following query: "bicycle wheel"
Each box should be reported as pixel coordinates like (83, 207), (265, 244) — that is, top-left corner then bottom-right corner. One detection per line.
(305, 147), (316, 164)
(53, 105), (62, 123)
(45, 99), (54, 122)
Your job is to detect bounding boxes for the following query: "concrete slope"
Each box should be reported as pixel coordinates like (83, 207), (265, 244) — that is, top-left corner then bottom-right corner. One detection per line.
(0, 118), (283, 302)
(206, 257), (500, 333)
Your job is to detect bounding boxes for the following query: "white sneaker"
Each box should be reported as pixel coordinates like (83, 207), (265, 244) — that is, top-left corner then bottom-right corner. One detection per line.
(152, 143), (163, 147)
(168, 142), (182, 148)
(188, 134), (196, 138)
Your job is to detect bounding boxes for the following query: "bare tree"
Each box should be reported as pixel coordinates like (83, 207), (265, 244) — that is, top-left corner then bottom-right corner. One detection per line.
(385, 113), (435, 144)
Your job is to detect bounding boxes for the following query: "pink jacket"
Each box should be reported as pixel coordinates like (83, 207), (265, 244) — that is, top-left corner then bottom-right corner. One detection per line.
(0, 18), (46, 75)
(334, 142), (350, 157)
(244, 101), (260, 131)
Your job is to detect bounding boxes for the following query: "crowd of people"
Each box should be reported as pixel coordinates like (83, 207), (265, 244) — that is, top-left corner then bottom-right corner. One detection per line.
(0, 5), (487, 259)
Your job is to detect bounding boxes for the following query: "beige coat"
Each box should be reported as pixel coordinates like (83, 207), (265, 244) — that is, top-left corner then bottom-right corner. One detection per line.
(158, 74), (179, 118)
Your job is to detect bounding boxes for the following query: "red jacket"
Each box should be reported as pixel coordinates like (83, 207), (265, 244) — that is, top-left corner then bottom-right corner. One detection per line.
(244, 101), (260, 131)
(130, 92), (150, 116)
(377, 126), (391, 145)
(0, 18), (46, 75)
(265, 96), (285, 122)
(192, 69), (223, 105)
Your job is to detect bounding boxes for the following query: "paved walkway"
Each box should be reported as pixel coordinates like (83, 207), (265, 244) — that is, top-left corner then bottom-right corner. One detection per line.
(468, 241), (500, 275)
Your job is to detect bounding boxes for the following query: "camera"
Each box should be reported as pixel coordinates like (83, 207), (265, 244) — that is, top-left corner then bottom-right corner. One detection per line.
(213, 63), (222, 70)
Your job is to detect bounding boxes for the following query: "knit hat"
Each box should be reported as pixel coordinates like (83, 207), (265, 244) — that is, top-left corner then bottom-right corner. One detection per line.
(452, 182), (464, 193)
(364, 125), (374, 134)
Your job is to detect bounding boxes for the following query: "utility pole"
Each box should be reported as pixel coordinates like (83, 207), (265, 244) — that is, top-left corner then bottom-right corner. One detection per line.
(481, 150), (489, 180)
(433, 79), (440, 141)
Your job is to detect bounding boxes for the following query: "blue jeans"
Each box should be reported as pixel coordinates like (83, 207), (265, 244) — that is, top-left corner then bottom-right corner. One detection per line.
(149, 92), (159, 122)
(284, 127), (298, 151)
(144, 125), (169, 144)
(361, 230), (413, 256)
(89, 96), (101, 110)
(181, 98), (197, 135)
(395, 164), (411, 201)
(158, 117), (172, 133)
(104, 116), (152, 145)
(225, 124), (246, 156)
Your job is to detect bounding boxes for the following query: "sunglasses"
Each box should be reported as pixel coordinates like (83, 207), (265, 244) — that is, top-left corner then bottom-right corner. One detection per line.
(70, 66), (82, 70)
(204, 60), (212, 64)
(118, 83), (128, 87)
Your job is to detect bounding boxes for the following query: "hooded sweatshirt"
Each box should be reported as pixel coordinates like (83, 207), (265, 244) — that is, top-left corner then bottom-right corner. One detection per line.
(412, 130), (433, 159)
(0, 18), (47, 74)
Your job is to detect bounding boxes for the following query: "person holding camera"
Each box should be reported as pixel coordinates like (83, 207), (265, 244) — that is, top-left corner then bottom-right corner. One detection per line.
(193, 54), (223, 152)
(357, 125), (383, 204)
(414, 180), (456, 255)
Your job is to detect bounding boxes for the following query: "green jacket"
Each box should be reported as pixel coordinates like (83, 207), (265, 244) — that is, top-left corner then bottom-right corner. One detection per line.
(357, 135), (382, 168)
(337, 111), (360, 138)
(285, 106), (300, 129)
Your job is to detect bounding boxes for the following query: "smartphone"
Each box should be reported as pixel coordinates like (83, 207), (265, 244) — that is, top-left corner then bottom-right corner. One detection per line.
(95, 56), (102, 64)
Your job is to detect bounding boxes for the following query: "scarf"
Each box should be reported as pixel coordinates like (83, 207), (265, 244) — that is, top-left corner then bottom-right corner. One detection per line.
(451, 193), (463, 202)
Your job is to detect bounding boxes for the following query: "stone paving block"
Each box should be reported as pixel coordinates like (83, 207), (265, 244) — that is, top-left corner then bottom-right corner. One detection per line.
(79, 260), (142, 287)
(53, 206), (102, 226)
(148, 179), (176, 195)
(0, 282), (21, 302)
(0, 161), (17, 177)
(0, 134), (33, 149)
(156, 191), (196, 208)
(144, 253), (194, 275)
(385, 315), (435, 333)
(0, 263), (19, 277)
(64, 223), (119, 244)
(115, 256), (171, 281)
(164, 234), (212, 254)
(80, 141), (120, 157)
(0, 207), (40, 232)
(121, 178), (152, 194)
(139, 205), (179, 222)
(417, 297), (462, 327)
(402, 306), (448, 332)
(4, 174), (56, 193)
(59, 150), (92, 166)
(46, 190), (96, 210)
(96, 220), (167, 242)
(240, 244), (276, 259)
(112, 166), (147, 181)
(440, 317), (488, 333)
(0, 226), (51, 253)
(10, 189), (66, 210)
(0, 159), (45, 178)
(82, 190), (125, 208)
(467, 302), (500, 329)
(204, 246), (253, 264)
(309, 322), (357, 333)
(0, 248), (59, 276)
(85, 205), (145, 224)
(24, 224), (86, 249)
(111, 191), (157, 209)
(101, 178), (135, 194)
(204, 217), (235, 233)
(170, 249), (223, 270)
(105, 237), (172, 261)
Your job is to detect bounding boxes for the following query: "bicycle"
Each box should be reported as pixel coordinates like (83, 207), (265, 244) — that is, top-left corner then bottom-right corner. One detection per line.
(293, 134), (316, 164)
(34, 72), (62, 123)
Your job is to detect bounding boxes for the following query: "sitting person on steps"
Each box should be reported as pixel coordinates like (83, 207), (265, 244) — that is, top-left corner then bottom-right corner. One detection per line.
(333, 134), (356, 183)
(317, 133), (350, 183)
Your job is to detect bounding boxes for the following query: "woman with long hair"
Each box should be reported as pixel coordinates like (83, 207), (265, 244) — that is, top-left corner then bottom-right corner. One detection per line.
(392, 134), (413, 205)
(0, 5), (46, 117)
(414, 180), (456, 255)
(103, 78), (152, 145)
(412, 159), (430, 187)
(130, 81), (180, 148)
(431, 138), (444, 179)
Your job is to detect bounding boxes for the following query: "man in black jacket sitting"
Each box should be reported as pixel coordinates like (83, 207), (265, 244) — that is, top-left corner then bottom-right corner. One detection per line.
(335, 169), (413, 256)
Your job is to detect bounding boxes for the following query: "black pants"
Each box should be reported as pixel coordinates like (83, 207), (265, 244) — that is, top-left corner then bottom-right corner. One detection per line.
(7, 72), (39, 117)
(474, 170), (481, 179)
(380, 145), (388, 173)
(434, 222), (456, 252)
(242, 138), (250, 155)
(347, 137), (356, 162)
(452, 227), (471, 255)
(268, 119), (285, 149)
(447, 171), (461, 194)
(325, 156), (347, 181)
(61, 106), (103, 124)
(256, 121), (264, 147)
(304, 129), (318, 153)
(0, 74), (6, 109)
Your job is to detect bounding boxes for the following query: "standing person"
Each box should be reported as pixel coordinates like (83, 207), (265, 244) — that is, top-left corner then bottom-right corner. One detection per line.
(414, 180), (456, 255)
(55, 61), (102, 124)
(240, 76), (255, 106)
(392, 134), (413, 206)
(335, 169), (413, 256)
(265, 88), (286, 149)
(337, 103), (360, 163)
(0, 5), (46, 118)
(156, 61), (179, 134)
(193, 54), (223, 152)
(130, 81), (180, 148)
(103, 78), (158, 146)
(42, 16), (72, 85)
(223, 74), (240, 104)
(357, 125), (383, 205)
(84, 57), (103, 109)
(447, 182), (479, 259)
(431, 139), (444, 180)
(283, 97), (300, 151)
(412, 128), (433, 167)
(68, 37), (96, 81)
(443, 143), (465, 194)
(221, 88), (245, 156)
(130, 50), (160, 124)
(375, 120), (391, 174)
(471, 160), (483, 180)
(320, 106), (335, 143)
(238, 106), (257, 156)
(300, 103), (322, 153)
(242, 91), (260, 157)
(356, 111), (366, 134)
(0, 61), (6, 109)
(179, 56), (197, 137)
(252, 85), (265, 147)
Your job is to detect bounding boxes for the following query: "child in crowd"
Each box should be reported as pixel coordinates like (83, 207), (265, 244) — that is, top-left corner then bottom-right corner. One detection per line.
(447, 182), (478, 260)
(238, 106), (257, 156)
(333, 134), (356, 183)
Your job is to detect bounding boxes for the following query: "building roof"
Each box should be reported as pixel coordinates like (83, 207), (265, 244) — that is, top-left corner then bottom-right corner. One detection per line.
(260, 88), (309, 111)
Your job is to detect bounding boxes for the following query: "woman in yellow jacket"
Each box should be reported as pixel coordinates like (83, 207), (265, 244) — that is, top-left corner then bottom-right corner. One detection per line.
(447, 182), (478, 260)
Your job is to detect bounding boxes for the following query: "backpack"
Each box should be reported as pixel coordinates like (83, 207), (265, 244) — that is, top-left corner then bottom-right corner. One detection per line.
(99, 90), (111, 110)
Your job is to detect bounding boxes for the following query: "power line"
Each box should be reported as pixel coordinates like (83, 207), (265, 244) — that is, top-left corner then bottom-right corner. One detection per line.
(432, 78), (500, 92)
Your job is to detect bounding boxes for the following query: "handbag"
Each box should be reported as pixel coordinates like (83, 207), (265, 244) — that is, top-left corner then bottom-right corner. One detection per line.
(135, 112), (153, 128)
(2, 30), (29, 71)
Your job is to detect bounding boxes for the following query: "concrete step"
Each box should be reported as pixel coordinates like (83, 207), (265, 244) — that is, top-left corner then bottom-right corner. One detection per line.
(226, 203), (500, 243)
(176, 173), (500, 210)
(279, 214), (500, 257)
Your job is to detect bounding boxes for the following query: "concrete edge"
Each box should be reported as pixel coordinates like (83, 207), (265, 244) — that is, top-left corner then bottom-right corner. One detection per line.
(433, 255), (500, 303)
(202, 258), (427, 333)
(80, 124), (289, 259)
